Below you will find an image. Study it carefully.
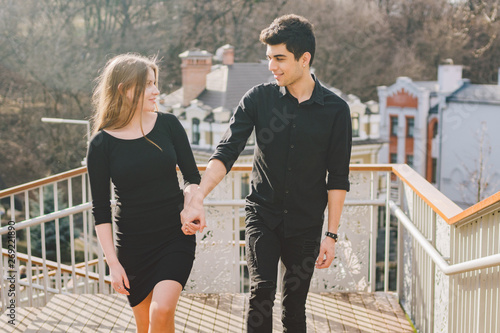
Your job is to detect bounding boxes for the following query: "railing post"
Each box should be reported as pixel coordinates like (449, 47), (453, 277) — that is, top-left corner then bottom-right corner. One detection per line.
(9, 194), (21, 308)
(369, 171), (377, 292)
(40, 186), (49, 304)
(54, 182), (62, 293)
(429, 209), (436, 332)
(384, 171), (391, 292)
(397, 177), (406, 302)
(232, 171), (242, 293)
(68, 179), (76, 294)
(25, 191), (33, 306)
(82, 174), (90, 294)
(97, 221), (106, 294)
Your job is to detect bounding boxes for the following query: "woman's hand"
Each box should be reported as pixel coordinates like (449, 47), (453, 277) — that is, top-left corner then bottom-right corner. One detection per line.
(109, 262), (130, 295)
(181, 220), (201, 235)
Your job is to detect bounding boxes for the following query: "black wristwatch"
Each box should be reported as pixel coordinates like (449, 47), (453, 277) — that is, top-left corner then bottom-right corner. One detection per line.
(325, 231), (338, 241)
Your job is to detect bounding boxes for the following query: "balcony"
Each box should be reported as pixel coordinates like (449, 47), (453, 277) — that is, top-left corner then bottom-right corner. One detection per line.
(0, 164), (499, 332)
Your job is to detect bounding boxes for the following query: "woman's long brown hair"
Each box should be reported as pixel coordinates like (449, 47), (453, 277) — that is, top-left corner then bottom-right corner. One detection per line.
(91, 54), (162, 150)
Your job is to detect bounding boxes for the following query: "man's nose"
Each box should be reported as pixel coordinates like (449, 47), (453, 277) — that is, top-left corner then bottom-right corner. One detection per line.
(268, 59), (277, 72)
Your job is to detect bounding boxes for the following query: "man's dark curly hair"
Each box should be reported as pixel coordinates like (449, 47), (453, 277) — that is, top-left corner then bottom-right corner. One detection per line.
(259, 14), (315, 66)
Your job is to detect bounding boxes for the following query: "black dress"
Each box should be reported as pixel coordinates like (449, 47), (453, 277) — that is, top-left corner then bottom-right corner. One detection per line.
(86, 112), (201, 307)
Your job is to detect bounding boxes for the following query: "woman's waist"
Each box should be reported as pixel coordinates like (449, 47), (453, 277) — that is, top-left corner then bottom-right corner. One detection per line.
(115, 191), (183, 216)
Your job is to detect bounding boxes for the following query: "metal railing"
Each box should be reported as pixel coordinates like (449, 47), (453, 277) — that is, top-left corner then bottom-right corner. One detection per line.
(1, 164), (499, 332)
(390, 164), (500, 333)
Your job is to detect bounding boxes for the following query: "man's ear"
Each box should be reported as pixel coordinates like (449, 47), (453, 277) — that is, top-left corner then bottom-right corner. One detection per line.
(301, 52), (311, 68)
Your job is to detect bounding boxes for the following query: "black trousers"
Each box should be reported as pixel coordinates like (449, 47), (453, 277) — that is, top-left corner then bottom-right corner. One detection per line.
(245, 207), (322, 333)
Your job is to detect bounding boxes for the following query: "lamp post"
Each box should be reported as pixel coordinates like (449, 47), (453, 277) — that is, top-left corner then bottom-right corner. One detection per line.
(41, 117), (90, 165)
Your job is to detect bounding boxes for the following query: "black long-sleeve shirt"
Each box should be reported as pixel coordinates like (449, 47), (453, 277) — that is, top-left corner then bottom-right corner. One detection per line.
(87, 112), (201, 229)
(211, 75), (352, 237)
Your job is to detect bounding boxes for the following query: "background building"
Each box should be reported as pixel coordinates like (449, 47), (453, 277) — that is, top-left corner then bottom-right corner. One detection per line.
(378, 63), (500, 207)
(159, 44), (384, 165)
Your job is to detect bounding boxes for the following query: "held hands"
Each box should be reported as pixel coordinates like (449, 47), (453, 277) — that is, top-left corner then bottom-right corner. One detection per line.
(181, 185), (206, 235)
(181, 219), (203, 235)
(315, 236), (337, 269)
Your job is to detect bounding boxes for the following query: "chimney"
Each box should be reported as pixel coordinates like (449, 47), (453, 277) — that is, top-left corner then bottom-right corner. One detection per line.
(221, 44), (234, 65)
(215, 44), (235, 65)
(179, 49), (213, 106)
(437, 59), (463, 93)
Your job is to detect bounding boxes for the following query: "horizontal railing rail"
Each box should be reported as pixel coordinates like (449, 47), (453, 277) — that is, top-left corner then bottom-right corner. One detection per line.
(2, 163), (500, 333)
(390, 201), (500, 275)
(3, 164), (499, 226)
(0, 203), (91, 235)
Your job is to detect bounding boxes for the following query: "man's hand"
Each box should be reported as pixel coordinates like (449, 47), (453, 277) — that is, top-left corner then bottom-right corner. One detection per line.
(315, 237), (337, 269)
(181, 187), (206, 234)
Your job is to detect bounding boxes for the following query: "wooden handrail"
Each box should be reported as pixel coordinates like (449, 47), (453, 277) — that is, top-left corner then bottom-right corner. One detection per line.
(391, 164), (463, 224)
(2, 249), (111, 284)
(27, 258), (102, 277)
(75, 258), (101, 268)
(0, 164), (391, 198)
(391, 164), (500, 225)
(0, 166), (87, 198)
(449, 190), (500, 224)
(12, 256), (105, 284)
(2, 164), (499, 226)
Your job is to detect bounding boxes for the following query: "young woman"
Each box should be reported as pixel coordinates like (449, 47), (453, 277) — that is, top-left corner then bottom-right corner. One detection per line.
(87, 54), (202, 332)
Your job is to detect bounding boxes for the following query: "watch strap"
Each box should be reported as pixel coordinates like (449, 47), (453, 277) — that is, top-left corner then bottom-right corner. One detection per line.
(325, 231), (338, 241)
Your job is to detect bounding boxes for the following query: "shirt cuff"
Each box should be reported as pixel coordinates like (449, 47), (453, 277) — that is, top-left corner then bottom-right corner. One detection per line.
(326, 176), (350, 192)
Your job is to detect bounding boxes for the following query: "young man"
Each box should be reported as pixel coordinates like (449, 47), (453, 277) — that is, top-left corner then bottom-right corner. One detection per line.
(181, 14), (352, 332)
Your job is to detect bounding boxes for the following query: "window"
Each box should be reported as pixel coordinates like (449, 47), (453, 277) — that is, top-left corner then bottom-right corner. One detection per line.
(406, 117), (414, 138)
(406, 154), (414, 167)
(390, 153), (397, 164)
(390, 116), (398, 136)
(432, 158), (437, 183)
(352, 113), (360, 137)
(432, 121), (438, 139)
(192, 118), (200, 145)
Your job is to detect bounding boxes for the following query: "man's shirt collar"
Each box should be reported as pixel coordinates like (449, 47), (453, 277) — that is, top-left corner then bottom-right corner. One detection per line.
(277, 74), (325, 106)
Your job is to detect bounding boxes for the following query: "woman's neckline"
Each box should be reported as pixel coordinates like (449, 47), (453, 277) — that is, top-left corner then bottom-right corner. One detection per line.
(102, 112), (159, 141)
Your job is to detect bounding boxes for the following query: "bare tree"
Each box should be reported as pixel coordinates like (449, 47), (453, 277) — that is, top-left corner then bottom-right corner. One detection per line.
(458, 122), (499, 205)
(1, 0), (499, 187)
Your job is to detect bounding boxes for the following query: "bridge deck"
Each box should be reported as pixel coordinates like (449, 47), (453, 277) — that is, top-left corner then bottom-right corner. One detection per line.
(3, 292), (414, 332)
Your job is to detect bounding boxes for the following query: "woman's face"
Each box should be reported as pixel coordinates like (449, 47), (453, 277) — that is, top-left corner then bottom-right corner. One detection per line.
(127, 67), (159, 113)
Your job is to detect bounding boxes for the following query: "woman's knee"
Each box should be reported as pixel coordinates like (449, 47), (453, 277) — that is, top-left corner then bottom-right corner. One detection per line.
(150, 301), (176, 318)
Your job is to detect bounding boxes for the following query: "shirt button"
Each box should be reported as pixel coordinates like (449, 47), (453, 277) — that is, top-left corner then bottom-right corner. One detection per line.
(285, 190), (289, 194)
(290, 145), (294, 149)
(284, 210), (288, 214)
(288, 167), (292, 171)
(292, 124), (296, 128)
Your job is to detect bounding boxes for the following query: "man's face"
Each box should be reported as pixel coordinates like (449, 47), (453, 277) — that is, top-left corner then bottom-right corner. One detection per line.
(266, 43), (307, 87)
